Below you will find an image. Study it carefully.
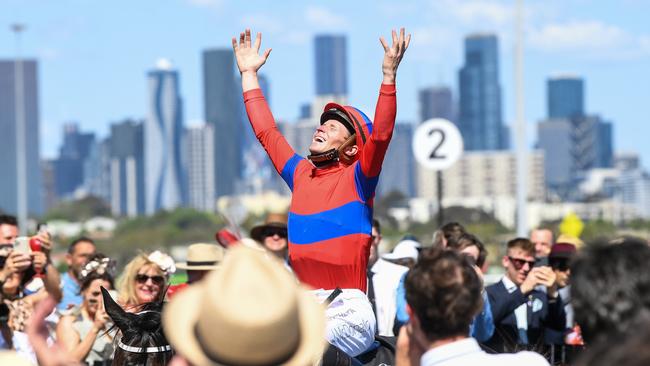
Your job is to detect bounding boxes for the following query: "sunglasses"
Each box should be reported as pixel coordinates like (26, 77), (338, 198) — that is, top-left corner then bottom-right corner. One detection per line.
(550, 259), (570, 271)
(508, 256), (535, 270)
(262, 227), (287, 238)
(135, 274), (165, 285)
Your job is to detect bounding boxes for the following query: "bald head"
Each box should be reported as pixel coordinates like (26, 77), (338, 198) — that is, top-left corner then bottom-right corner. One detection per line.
(530, 229), (553, 258)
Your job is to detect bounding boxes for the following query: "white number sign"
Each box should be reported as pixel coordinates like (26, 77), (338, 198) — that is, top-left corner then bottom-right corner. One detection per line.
(412, 118), (463, 171)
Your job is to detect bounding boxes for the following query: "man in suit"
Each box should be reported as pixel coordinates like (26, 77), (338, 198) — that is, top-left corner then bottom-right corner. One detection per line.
(394, 248), (549, 366)
(485, 238), (566, 353)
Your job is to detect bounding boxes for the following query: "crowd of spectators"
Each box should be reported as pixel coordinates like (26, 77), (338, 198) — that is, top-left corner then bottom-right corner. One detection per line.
(1, 212), (648, 365)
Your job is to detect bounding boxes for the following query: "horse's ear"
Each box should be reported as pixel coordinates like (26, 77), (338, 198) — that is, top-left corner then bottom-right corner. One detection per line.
(101, 286), (131, 331)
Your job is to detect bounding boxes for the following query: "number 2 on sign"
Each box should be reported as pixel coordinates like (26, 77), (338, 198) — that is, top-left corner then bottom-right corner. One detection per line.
(428, 128), (446, 159)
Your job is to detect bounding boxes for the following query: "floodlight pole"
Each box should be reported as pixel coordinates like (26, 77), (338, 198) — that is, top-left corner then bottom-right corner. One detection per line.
(514, 0), (528, 237)
(12, 23), (28, 235)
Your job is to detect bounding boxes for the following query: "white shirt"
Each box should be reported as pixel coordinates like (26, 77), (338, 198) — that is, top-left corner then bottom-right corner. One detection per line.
(370, 258), (410, 336)
(502, 276), (528, 332)
(420, 338), (549, 366)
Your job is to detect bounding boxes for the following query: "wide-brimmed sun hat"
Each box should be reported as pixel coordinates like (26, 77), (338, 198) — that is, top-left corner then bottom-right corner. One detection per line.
(0, 351), (33, 366)
(556, 234), (584, 249)
(250, 213), (288, 243)
(175, 243), (225, 271)
(163, 245), (327, 366)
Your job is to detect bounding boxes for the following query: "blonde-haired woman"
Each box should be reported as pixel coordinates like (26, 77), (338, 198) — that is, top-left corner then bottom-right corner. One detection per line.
(117, 251), (175, 311)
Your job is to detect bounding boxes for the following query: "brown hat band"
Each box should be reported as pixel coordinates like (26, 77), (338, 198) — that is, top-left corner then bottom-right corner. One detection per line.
(186, 260), (217, 266)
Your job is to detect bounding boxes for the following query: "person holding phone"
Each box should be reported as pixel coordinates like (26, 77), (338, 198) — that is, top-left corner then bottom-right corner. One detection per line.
(1, 234), (61, 362)
(484, 238), (566, 353)
(56, 254), (115, 365)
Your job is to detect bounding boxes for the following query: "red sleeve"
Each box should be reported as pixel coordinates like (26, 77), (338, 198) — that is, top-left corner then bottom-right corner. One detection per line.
(244, 89), (302, 190)
(359, 84), (397, 177)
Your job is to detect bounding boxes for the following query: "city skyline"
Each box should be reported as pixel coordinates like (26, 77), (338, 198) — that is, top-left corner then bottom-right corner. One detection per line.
(1, 1), (649, 168)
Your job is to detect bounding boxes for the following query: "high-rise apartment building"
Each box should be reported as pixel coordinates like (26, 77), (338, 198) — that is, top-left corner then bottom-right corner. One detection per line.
(377, 123), (416, 198)
(0, 60), (42, 215)
(537, 119), (572, 195)
(185, 123), (215, 212)
(54, 123), (95, 197)
(83, 137), (111, 203)
(572, 115), (614, 171)
(145, 60), (186, 214)
(537, 75), (613, 199)
(458, 34), (508, 150)
(110, 119), (145, 217)
(315, 35), (347, 96)
(418, 86), (454, 123)
(547, 76), (584, 119)
(203, 49), (243, 198)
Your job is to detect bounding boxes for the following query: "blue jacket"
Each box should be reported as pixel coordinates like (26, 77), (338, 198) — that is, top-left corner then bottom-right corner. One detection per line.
(395, 271), (495, 341)
(485, 278), (566, 353)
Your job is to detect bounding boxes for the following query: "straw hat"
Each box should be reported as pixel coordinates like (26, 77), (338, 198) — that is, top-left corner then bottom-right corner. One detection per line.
(250, 213), (288, 242)
(163, 245), (326, 366)
(176, 243), (225, 271)
(556, 234), (584, 249)
(0, 351), (33, 366)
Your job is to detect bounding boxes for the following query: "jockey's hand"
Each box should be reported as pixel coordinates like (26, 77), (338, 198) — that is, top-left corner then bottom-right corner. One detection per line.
(232, 28), (272, 75)
(380, 28), (411, 84)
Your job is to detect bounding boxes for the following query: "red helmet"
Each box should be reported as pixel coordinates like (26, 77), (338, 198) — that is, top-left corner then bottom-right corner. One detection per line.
(318, 103), (374, 164)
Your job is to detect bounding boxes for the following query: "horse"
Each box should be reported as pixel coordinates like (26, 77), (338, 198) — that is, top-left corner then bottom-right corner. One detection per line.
(101, 287), (174, 366)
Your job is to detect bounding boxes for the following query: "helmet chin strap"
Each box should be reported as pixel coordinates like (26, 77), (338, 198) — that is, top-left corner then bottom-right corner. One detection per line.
(307, 134), (357, 166)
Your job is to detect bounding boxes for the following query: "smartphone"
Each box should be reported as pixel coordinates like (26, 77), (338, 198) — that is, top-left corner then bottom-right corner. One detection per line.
(13, 236), (32, 254)
(534, 256), (549, 267)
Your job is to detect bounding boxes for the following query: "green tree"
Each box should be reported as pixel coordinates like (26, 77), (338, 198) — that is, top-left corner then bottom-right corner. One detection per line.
(96, 208), (225, 262)
(580, 219), (618, 243)
(44, 196), (111, 221)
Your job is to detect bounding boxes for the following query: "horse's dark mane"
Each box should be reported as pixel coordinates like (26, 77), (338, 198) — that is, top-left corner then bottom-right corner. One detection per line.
(102, 287), (173, 366)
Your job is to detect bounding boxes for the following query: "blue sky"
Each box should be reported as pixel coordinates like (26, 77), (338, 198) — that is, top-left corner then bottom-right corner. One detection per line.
(1, 0), (649, 168)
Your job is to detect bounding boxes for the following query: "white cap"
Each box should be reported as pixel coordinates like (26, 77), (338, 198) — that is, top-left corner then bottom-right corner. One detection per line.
(382, 240), (420, 261)
(398, 239), (421, 250)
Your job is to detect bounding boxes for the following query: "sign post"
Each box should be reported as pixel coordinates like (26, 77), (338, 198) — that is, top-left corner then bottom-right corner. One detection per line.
(412, 119), (463, 228)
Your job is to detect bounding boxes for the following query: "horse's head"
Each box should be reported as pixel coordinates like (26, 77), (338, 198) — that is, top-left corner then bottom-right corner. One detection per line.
(101, 287), (174, 365)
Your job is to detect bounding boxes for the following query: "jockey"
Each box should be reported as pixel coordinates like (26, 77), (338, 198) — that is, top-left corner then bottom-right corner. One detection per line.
(232, 28), (410, 357)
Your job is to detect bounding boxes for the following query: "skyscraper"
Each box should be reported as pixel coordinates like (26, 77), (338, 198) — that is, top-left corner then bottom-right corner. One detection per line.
(377, 123), (416, 198)
(203, 49), (243, 198)
(418, 86), (454, 123)
(595, 119), (613, 168)
(185, 123), (215, 212)
(53, 123), (95, 197)
(571, 115), (613, 171)
(458, 34), (508, 150)
(537, 118), (572, 195)
(83, 137), (111, 203)
(0, 60), (42, 215)
(315, 35), (347, 96)
(537, 113), (613, 199)
(145, 59), (186, 214)
(110, 119), (145, 217)
(547, 76), (584, 119)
